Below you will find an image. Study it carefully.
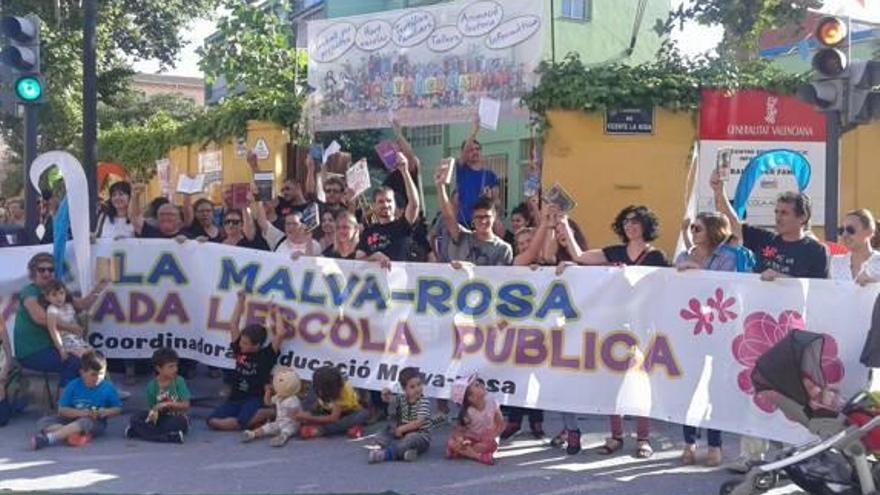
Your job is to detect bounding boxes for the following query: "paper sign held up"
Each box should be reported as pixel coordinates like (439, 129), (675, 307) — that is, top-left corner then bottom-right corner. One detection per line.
(176, 174), (206, 195)
(479, 97), (501, 131)
(346, 159), (371, 198)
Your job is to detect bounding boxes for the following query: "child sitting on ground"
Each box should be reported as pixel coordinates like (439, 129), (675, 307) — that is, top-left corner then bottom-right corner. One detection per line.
(43, 279), (107, 359)
(241, 367), (302, 447)
(125, 347), (190, 443)
(208, 292), (287, 431)
(446, 374), (504, 465)
(31, 350), (122, 449)
(369, 367), (433, 463)
(296, 365), (369, 439)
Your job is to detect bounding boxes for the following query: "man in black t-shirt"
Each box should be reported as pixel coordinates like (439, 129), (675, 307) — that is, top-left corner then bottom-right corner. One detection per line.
(356, 153), (420, 263)
(711, 169), (828, 280)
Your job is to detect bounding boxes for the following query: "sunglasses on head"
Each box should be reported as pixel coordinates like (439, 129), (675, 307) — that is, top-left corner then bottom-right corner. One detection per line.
(838, 225), (857, 236)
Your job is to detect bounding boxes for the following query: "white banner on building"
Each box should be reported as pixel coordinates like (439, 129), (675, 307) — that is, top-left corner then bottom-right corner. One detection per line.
(306, 0), (544, 130)
(1, 240), (877, 444)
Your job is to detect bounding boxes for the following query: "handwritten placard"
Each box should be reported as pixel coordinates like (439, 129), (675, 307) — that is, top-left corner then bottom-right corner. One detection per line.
(392, 11), (435, 47)
(356, 20), (392, 51)
(486, 15), (540, 49)
(312, 22), (356, 63)
(458, 1), (504, 37)
(428, 26), (464, 52)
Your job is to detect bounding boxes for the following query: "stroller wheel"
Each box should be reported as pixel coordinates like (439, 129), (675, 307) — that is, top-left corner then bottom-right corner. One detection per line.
(719, 479), (740, 495)
(753, 472), (779, 491)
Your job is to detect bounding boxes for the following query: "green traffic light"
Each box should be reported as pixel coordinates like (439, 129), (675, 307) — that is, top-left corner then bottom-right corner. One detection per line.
(15, 75), (42, 102)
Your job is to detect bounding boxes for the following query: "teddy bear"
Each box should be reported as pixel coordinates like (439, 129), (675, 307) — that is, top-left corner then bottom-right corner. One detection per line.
(241, 367), (302, 447)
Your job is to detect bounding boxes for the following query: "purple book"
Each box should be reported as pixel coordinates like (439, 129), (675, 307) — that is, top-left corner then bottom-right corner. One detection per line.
(375, 140), (400, 171)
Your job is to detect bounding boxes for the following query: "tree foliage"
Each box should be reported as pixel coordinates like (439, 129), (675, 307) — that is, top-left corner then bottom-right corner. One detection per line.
(0, 0), (220, 194)
(197, 0), (305, 93)
(522, 47), (808, 138)
(95, 0), (310, 182)
(657, 0), (821, 61)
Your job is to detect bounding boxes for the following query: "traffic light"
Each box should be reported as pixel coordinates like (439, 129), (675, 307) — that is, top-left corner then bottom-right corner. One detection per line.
(0, 14), (43, 106)
(846, 60), (880, 126)
(798, 16), (849, 111)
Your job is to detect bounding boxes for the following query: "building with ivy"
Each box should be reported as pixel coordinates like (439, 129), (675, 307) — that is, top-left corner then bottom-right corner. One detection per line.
(205, 0), (671, 219)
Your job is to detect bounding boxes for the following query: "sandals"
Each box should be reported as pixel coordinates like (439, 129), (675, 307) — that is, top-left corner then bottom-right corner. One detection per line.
(597, 437), (623, 455)
(636, 439), (654, 459)
(680, 445), (696, 465)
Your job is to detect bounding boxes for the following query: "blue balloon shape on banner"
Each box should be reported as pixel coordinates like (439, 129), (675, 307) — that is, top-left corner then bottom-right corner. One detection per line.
(732, 149), (812, 219)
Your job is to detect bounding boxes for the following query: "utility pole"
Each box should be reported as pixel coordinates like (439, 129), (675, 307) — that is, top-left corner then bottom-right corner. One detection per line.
(825, 112), (841, 242)
(83, 0), (98, 228)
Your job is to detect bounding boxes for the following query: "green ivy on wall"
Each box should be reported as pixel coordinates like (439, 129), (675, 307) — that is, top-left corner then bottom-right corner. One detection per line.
(98, 87), (303, 181)
(521, 47), (809, 138)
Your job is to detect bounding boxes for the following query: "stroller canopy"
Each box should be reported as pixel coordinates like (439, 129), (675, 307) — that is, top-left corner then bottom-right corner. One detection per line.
(752, 330), (828, 415)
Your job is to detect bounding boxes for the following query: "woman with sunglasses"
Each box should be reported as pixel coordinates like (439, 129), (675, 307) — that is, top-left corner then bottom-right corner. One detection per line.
(12, 253), (105, 389)
(831, 209), (880, 285)
(675, 212), (755, 466)
(215, 208), (258, 249)
(558, 205), (668, 459)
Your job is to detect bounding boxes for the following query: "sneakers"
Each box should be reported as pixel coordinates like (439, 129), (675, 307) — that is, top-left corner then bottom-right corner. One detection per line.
(299, 425), (319, 439)
(500, 422), (521, 441)
(346, 425), (363, 439)
(529, 421), (545, 439)
(402, 449), (419, 462)
(566, 429), (582, 455)
(168, 431), (185, 444)
(368, 449), (387, 464)
(31, 434), (49, 450)
(240, 430), (257, 443)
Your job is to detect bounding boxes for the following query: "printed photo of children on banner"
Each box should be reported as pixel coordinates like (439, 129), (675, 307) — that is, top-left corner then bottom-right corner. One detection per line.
(306, 0), (543, 130)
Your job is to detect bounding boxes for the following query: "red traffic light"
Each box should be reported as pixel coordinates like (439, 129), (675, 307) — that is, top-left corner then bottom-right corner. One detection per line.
(816, 17), (848, 47)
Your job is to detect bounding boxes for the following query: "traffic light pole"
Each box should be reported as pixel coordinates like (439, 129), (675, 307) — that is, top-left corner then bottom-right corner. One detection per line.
(23, 103), (38, 244)
(825, 111), (841, 242)
(83, 0), (98, 229)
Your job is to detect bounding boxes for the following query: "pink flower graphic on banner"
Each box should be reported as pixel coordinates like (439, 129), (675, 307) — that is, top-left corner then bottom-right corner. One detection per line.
(732, 310), (845, 413)
(707, 288), (737, 323)
(680, 298), (715, 335)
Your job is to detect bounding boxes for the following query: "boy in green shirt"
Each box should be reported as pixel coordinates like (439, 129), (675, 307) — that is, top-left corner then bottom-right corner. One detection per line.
(125, 348), (191, 443)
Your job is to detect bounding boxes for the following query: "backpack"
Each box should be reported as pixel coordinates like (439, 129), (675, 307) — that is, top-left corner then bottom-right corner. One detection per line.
(718, 244), (757, 273)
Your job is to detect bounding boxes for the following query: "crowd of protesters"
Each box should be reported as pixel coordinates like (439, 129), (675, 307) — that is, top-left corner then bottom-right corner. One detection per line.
(2, 115), (880, 467)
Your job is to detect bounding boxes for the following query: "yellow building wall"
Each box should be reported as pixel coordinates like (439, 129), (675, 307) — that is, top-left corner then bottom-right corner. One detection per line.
(544, 109), (880, 256)
(147, 120), (289, 204)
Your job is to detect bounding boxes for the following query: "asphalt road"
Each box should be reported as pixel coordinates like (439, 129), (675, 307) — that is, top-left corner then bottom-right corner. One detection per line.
(0, 371), (806, 495)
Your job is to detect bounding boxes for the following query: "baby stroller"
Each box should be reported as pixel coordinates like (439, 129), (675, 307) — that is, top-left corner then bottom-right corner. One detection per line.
(720, 330), (880, 495)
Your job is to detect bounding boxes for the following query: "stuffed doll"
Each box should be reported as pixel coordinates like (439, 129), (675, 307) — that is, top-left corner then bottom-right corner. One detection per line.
(241, 367), (302, 447)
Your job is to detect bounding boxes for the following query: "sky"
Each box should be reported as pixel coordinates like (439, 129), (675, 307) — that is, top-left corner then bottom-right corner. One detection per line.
(131, 3), (725, 79)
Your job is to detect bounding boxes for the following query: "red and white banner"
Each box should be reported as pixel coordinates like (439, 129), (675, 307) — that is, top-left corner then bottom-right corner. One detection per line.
(697, 89), (827, 226)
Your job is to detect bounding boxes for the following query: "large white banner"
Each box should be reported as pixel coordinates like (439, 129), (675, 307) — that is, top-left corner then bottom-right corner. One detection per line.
(1, 240), (878, 444)
(306, 0), (543, 130)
